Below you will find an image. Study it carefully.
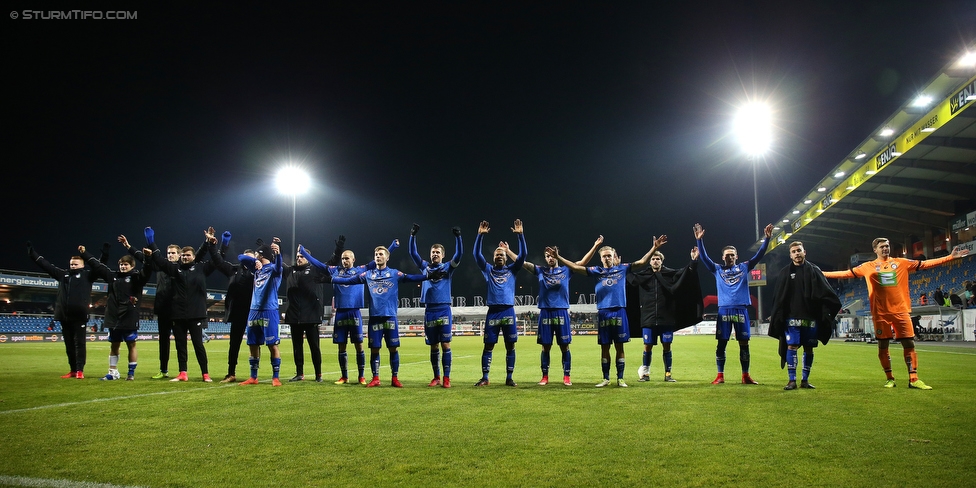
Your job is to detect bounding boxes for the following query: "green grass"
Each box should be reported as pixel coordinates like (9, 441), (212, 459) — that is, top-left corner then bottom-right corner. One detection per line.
(1, 335), (974, 487)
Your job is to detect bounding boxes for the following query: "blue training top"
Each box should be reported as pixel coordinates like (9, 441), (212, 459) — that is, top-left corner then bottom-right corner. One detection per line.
(408, 234), (462, 306)
(697, 236), (768, 308)
(534, 265), (571, 309)
(586, 263), (630, 309)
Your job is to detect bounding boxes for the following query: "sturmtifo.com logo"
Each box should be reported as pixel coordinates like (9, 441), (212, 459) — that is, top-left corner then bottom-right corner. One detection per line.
(11, 10), (137, 20)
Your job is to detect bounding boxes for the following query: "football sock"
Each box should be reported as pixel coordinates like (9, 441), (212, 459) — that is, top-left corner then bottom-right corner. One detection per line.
(786, 348), (797, 382)
(356, 351), (366, 378)
(562, 349), (571, 376)
(663, 350), (673, 373)
(601, 357), (611, 380)
(249, 357), (259, 379)
(109, 355), (119, 369)
(615, 357), (625, 380)
(391, 350), (400, 376)
(481, 351), (492, 379)
(338, 351), (348, 378)
(716, 340), (728, 373)
(430, 350), (440, 378)
(271, 357), (280, 379)
(370, 351), (380, 377)
(128, 362), (137, 377)
(802, 350), (814, 382)
(879, 349), (894, 380)
(505, 348), (515, 380)
(541, 350), (551, 376)
(904, 348), (918, 381)
(443, 349), (452, 378)
(739, 343), (751, 373)
(643, 350), (651, 369)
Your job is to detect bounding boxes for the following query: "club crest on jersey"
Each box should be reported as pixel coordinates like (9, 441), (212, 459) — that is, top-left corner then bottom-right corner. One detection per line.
(125, 276), (131, 283)
(890, 263), (898, 269)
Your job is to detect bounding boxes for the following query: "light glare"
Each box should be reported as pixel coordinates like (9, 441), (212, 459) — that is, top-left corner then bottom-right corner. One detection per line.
(733, 102), (773, 156)
(276, 166), (311, 196)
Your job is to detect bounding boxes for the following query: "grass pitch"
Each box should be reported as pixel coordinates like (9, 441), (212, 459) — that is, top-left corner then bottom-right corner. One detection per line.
(1, 335), (974, 487)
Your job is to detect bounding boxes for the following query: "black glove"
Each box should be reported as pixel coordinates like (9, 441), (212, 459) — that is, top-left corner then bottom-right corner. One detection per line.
(452, 226), (461, 237)
(102, 242), (112, 254)
(428, 268), (448, 280)
(410, 223), (420, 236)
(27, 241), (36, 259)
(335, 235), (346, 248)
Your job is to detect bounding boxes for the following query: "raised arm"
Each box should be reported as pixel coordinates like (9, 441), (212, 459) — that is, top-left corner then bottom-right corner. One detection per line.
(575, 235), (604, 266)
(408, 224), (425, 269)
(27, 241), (67, 279)
(501, 241), (535, 273)
(298, 244), (329, 273)
(511, 220), (527, 271)
(746, 223), (774, 269)
(548, 246), (587, 275)
(327, 234), (345, 266)
(693, 223), (718, 273)
(632, 235), (668, 268)
(80, 245), (113, 281)
(450, 227), (463, 267)
(473, 221), (489, 269)
(822, 269), (856, 280)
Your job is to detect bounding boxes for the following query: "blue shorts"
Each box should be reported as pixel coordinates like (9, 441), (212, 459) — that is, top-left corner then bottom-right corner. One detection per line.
(642, 327), (673, 346)
(537, 309), (572, 346)
(716, 306), (751, 341)
(367, 316), (400, 349)
(108, 328), (138, 343)
(597, 308), (629, 345)
(424, 304), (453, 345)
(484, 306), (518, 344)
(247, 310), (280, 346)
(785, 318), (818, 347)
(332, 309), (364, 344)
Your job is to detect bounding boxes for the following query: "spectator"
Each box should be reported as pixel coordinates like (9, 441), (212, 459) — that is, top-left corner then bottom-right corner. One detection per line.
(918, 293), (928, 306)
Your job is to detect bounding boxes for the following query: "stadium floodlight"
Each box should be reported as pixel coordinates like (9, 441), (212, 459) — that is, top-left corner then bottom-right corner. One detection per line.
(879, 128), (895, 137)
(733, 101), (773, 323)
(912, 95), (933, 107)
(958, 51), (976, 68)
(276, 165), (312, 258)
(854, 152), (867, 160)
(733, 103), (773, 157)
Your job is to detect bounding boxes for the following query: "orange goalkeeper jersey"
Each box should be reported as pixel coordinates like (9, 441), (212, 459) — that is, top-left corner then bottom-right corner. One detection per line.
(822, 255), (954, 316)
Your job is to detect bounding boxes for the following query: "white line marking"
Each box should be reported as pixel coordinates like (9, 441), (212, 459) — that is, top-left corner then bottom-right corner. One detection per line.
(0, 475), (146, 488)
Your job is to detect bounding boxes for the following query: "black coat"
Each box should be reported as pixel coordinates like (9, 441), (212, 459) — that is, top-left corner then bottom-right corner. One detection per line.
(30, 250), (95, 323)
(626, 259), (704, 333)
(768, 260), (842, 366)
(84, 250), (153, 330)
(283, 263), (331, 324)
(150, 241), (219, 320)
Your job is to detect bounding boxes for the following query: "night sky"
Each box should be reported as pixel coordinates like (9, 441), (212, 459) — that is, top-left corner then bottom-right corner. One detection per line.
(8, 2), (976, 301)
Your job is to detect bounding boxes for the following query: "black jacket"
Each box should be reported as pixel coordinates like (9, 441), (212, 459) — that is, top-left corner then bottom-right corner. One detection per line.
(283, 263), (331, 324)
(150, 241), (220, 320)
(84, 250), (153, 330)
(768, 260), (842, 366)
(626, 259), (704, 332)
(214, 254), (254, 325)
(30, 249), (96, 323)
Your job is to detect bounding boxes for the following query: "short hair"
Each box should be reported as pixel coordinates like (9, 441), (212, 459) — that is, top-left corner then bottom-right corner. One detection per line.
(243, 248), (254, 255)
(70, 256), (83, 262)
(872, 238), (889, 250)
(651, 251), (664, 260)
(119, 255), (135, 266)
(431, 243), (445, 253)
(167, 244), (180, 252)
(374, 246), (389, 256)
(789, 241), (804, 249)
(722, 246), (736, 254)
(181, 246), (194, 254)
(598, 245), (616, 255)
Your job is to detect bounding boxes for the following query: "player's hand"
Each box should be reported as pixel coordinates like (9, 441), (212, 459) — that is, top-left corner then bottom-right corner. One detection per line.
(78, 245), (86, 254)
(511, 219), (523, 234)
(594, 235), (604, 247)
(118, 235), (130, 248)
(452, 226), (461, 237)
(691, 247), (699, 260)
(653, 235), (668, 248)
(478, 221), (490, 234)
(335, 235), (346, 248)
(499, 241), (510, 252)
(764, 223), (773, 239)
(410, 223), (420, 236)
(272, 236), (281, 244)
(693, 223), (704, 240)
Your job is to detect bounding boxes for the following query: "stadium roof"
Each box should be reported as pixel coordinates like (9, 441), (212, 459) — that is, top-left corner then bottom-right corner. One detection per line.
(758, 45), (976, 267)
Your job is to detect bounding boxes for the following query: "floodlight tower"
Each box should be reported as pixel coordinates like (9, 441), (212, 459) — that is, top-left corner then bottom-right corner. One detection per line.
(733, 102), (772, 323)
(275, 166), (311, 259)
